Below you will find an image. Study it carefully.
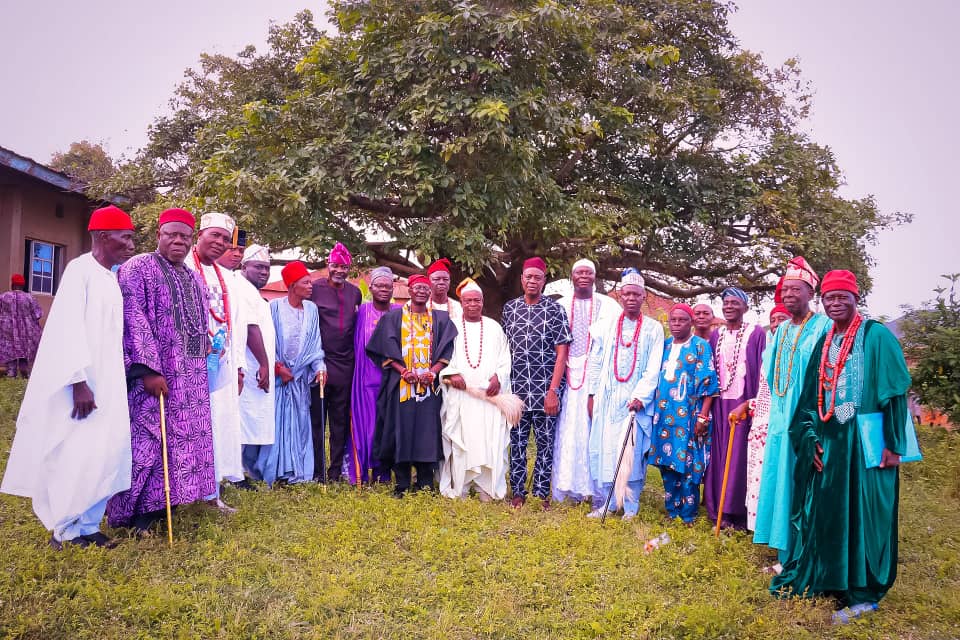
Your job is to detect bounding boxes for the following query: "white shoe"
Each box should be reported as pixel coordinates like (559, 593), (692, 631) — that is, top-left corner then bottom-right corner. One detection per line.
(587, 507), (608, 519)
(208, 498), (237, 515)
(622, 513), (637, 521)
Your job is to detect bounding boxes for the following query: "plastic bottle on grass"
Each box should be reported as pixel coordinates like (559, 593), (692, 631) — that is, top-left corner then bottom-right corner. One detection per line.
(643, 532), (671, 554)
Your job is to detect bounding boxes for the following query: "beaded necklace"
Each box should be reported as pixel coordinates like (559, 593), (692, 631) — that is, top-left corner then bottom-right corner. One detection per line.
(567, 295), (594, 390)
(772, 311), (813, 398)
(817, 313), (863, 422)
(191, 248), (232, 338)
(714, 323), (748, 393)
(613, 312), (643, 383)
(461, 317), (484, 369)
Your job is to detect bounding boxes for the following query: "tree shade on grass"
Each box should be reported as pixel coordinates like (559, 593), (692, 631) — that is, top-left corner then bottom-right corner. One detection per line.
(1, 378), (957, 639)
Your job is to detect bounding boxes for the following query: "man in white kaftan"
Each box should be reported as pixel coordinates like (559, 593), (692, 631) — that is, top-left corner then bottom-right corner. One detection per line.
(439, 279), (512, 500)
(234, 245), (277, 478)
(1, 206), (136, 548)
(587, 269), (664, 519)
(553, 258), (620, 503)
(188, 213), (246, 507)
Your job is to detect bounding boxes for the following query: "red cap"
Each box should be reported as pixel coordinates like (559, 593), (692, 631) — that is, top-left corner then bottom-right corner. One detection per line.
(427, 258), (451, 276)
(670, 303), (695, 319)
(770, 303), (789, 320)
(820, 270), (859, 297)
(522, 256), (547, 273)
(159, 208), (196, 228)
(11, 274), (26, 287)
(408, 274), (430, 288)
(88, 205), (134, 231)
(281, 261), (310, 288)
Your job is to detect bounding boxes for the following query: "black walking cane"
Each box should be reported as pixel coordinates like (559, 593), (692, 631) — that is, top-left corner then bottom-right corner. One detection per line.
(319, 382), (328, 491)
(601, 411), (636, 525)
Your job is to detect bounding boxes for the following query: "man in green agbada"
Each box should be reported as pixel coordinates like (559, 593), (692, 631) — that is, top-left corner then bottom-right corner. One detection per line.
(771, 270), (911, 613)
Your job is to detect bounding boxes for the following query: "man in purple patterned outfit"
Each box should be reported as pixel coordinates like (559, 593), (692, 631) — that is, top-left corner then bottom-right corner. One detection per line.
(106, 208), (216, 535)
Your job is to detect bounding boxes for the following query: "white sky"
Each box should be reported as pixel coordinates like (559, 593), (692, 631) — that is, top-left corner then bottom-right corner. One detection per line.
(1, 1), (955, 319)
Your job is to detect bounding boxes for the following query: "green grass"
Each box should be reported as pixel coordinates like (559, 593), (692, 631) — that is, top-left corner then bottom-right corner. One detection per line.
(1, 378), (958, 639)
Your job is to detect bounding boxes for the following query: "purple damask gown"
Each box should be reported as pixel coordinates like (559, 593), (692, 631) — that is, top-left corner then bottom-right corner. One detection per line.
(704, 323), (766, 529)
(106, 252), (216, 527)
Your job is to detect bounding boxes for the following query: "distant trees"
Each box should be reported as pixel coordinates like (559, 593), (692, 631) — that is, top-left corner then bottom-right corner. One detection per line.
(49, 140), (116, 184)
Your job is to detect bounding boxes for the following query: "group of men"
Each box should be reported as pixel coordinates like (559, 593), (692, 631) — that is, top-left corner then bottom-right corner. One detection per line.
(0, 206), (912, 619)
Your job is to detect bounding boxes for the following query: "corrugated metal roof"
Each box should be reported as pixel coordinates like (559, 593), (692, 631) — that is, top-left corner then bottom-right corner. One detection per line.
(0, 145), (86, 193)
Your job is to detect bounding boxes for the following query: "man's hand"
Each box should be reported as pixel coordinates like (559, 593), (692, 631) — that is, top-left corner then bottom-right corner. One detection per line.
(401, 369), (419, 385)
(728, 401), (749, 426)
(694, 414), (710, 438)
(627, 398), (644, 413)
(587, 395), (594, 420)
(143, 373), (169, 398)
(813, 443), (825, 472)
(276, 363), (294, 386)
(879, 448), (901, 469)
(238, 370), (244, 395)
(257, 364), (270, 392)
(446, 374), (466, 390)
(544, 389), (560, 416)
(486, 374), (501, 397)
(418, 370), (436, 388)
(315, 370), (327, 387)
(71, 381), (97, 420)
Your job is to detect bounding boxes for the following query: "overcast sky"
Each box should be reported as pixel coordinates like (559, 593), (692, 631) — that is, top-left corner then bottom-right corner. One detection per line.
(1, 1), (955, 318)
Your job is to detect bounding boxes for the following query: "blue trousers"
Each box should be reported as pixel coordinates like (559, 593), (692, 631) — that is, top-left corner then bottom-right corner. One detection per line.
(660, 467), (700, 523)
(54, 496), (109, 542)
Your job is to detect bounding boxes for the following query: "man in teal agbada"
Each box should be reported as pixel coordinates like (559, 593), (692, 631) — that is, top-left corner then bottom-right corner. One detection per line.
(771, 270), (911, 612)
(752, 257), (831, 563)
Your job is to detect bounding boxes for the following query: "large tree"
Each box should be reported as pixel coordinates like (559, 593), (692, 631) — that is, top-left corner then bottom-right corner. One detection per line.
(99, 1), (906, 307)
(49, 140), (116, 184)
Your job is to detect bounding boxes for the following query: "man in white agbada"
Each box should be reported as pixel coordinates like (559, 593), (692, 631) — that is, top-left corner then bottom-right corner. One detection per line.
(553, 258), (620, 504)
(233, 244), (277, 483)
(439, 278), (512, 501)
(1, 206), (136, 549)
(187, 212), (247, 512)
(586, 268), (664, 520)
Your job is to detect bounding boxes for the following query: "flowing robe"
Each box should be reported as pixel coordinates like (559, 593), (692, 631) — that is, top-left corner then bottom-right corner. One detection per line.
(0, 289), (42, 364)
(367, 308), (457, 466)
(705, 324), (765, 527)
(349, 302), (399, 484)
(771, 320), (910, 606)
(552, 292), (620, 502)
(651, 336), (719, 482)
(1, 254), (131, 534)
(439, 316), (513, 499)
(430, 298), (462, 324)
(188, 259), (245, 484)
(106, 252), (215, 527)
(234, 276), (275, 446)
(587, 314), (664, 508)
(753, 314), (830, 546)
(255, 299), (325, 485)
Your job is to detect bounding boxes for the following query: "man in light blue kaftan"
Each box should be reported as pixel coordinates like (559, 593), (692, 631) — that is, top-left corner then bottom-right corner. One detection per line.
(651, 304), (718, 523)
(255, 262), (326, 486)
(753, 257), (831, 563)
(587, 269), (664, 519)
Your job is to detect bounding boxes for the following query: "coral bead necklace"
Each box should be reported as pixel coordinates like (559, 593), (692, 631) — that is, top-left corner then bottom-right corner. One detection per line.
(613, 312), (643, 383)
(817, 313), (863, 422)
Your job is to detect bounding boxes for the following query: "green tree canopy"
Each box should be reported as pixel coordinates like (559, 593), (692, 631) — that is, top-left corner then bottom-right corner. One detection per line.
(49, 140), (116, 184)
(899, 275), (960, 425)
(97, 2), (907, 306)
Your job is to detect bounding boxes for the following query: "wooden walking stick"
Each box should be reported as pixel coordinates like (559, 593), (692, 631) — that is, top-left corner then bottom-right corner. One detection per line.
(319, 380), (327, 494)
(159, 393), (174, 547)
(602, 411), (636, 526)
(715, 412), (743, 538)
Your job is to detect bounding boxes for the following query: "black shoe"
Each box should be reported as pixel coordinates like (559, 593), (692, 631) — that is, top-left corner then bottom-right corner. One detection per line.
(393, 487), (408, 499)
(48, 535), (62, 551)
(232, 479), (256, 491)
(50, 534), (92, 550)
(81, 532), (118, 549)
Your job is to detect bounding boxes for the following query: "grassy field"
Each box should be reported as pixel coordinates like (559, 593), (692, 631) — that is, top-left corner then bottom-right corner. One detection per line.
(1, 378), (958, 639)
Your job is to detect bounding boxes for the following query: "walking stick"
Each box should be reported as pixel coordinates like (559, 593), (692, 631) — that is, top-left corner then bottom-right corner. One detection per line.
(715, 412), (742, 538)
(319, 381), (327, 493)
(602, 411), (636, 525)
(159, 393), (174, 547)
(350, 410), (362, 492)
